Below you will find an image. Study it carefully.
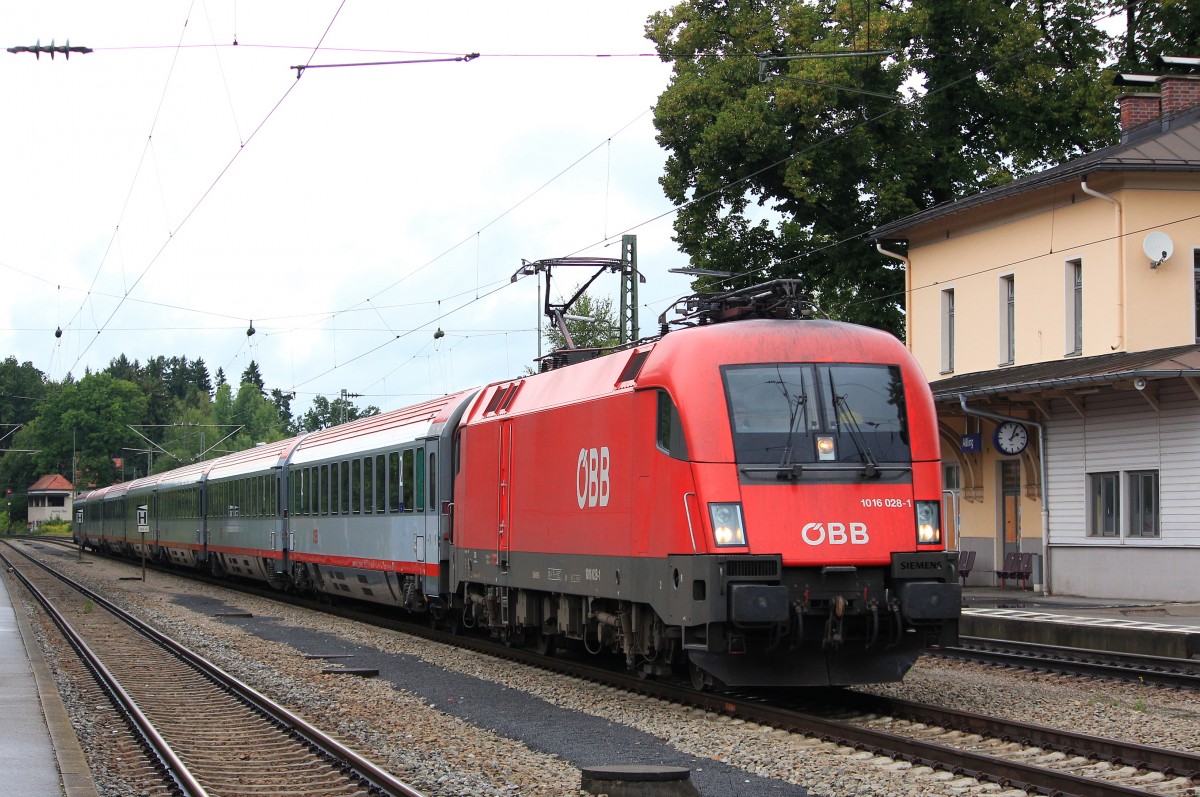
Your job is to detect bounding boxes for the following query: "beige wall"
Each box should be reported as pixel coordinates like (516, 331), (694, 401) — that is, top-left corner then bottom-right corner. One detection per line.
(906, 173), (1200, 376)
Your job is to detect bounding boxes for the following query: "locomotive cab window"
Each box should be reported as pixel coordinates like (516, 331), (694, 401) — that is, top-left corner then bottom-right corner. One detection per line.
(655, 390), (689, 460)
(723, 363), (910, 468)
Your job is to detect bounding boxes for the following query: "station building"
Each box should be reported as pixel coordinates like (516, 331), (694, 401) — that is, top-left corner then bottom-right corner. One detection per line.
(26, 474), (75, 530)
(871, 58), (1200, 601)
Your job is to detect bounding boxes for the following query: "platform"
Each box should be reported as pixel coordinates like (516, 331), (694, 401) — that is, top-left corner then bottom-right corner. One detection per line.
(961, 586), (1200, 660)
(0, 571), (99, 797)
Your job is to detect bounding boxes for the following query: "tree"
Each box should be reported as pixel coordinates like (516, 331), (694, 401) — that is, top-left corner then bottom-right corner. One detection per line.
(241, 361), (265, 395)
(300, 394), (381, 432)
(645, 0), (1129, 335)
(1115, 0), (1200, 70)
(20, 373), (148, 485)
(0, 357), (46, 428)
(544, 291), (621, 351)
(270, 388), (297, 435)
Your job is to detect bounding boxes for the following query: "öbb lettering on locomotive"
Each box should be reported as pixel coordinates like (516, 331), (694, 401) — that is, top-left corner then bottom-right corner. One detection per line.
(74, 280), (960, 689)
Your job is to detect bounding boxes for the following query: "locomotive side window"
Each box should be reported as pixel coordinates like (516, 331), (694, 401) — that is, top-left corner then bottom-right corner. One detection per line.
(723, 363), (910, 467)
(656, 390), (689, 460)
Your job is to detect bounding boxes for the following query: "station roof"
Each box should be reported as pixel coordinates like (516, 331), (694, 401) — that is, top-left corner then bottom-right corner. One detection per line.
(930, 343), (1200, 402)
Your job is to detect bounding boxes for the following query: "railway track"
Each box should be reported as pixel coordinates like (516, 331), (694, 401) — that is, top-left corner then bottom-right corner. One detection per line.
(939, 638), (1200, 689)
(1, 540), (425, 797)
(17, 537), (1200, 796)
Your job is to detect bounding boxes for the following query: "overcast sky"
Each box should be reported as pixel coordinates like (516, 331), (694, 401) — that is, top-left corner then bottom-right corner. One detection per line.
(0, 2), (697, 414)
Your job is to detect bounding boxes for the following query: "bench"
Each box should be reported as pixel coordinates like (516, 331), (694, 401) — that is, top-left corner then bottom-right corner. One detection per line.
(994, 551), (1033, 589)
(956, 549), (976, 586)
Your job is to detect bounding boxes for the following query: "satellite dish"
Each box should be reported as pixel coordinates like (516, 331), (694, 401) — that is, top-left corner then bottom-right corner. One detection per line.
(1143, 231), (1174, 269)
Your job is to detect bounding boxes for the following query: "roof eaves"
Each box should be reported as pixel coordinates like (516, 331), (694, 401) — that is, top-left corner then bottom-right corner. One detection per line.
(932, 368), (1200, 401)
(871, 113), (1200, 240)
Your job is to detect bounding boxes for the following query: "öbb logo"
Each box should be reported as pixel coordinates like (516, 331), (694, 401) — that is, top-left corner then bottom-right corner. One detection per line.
(576, 447), (610, 508)
(801, 522), (869, 545)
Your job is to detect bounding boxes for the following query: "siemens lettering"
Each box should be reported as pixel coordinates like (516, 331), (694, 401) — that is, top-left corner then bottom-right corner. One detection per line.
(800, 522), (869, 545)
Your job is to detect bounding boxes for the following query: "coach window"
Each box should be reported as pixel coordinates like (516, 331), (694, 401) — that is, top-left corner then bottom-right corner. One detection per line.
(375, 454), (386, 513)
(352, 458), (362, 514)
(316, 463), (326, 513)
(416, 446), (426, 512)
(331, 463), (340, 515)
(428, 453), (436, 512)
(389, 452), (401, 513)
(402, 450), (414, 512)
(363, 456), (374, 513)
(340, 461), (350, 515)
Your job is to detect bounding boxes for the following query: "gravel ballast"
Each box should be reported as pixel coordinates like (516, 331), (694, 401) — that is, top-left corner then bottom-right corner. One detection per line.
(14, 544), (1200, 797)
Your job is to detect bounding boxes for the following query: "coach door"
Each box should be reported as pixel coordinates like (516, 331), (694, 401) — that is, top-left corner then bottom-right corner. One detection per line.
(419, 443), (440, 592)
(496, 421), (513, 572)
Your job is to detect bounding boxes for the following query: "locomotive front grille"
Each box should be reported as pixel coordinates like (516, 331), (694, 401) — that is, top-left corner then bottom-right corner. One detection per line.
(724, 558), (779, 578)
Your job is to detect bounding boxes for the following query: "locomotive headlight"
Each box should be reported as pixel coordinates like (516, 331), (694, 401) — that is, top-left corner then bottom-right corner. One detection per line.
(915, 500), (942, 545)
(709, 502), (747, 547)
(816, 435), (836, 461)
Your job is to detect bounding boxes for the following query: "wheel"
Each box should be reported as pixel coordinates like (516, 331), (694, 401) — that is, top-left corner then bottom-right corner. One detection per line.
(689, 660), (713, 692)
(533, 629), (557, 657)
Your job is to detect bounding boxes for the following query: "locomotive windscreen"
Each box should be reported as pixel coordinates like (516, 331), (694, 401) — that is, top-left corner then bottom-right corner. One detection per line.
(722, 363), (910, 468)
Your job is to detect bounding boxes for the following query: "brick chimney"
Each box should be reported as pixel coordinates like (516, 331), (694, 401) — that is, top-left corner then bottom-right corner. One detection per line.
(1118, 91), (1160, 132)
(1159, 74), (1200, 117)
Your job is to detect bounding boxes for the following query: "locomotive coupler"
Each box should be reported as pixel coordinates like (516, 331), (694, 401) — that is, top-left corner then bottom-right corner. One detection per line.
(885, 598), (902, 648)
(866, 600), (880, 649)
(789, 603), (805, 650)
(822, 594), (847, 649)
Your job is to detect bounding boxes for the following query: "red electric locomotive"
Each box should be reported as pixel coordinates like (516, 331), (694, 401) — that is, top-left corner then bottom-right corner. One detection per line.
(75, 280), (958, 689)
(451, 281), (959, 687)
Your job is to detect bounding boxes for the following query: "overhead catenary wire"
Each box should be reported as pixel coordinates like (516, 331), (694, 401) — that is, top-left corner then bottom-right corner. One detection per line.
(12, 6), (1137, 404)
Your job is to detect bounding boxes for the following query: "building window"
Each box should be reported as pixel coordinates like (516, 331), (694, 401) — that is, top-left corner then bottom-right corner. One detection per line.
(940, 288), (955, 373)
(1194, 250), (1200, 342)
(1127, 471), (1159, 538)
(999, 274), (1015, 365)
(1065, 259), (1082, 355)
(1087, 472), (1119, 537)
(942, 462), (961, 491)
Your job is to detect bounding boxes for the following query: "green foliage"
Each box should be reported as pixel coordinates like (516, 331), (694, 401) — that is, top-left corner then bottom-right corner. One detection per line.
(20, 372), (149, 486)
(544, 291), (621, 352)
(241, 361), (265, 395)
(0, 356), (47, 427)
(300, 394), (381, 432)
(34, 520), (72, 537)
(0, 350), (297, 490)
(644, 0), (1169, 335)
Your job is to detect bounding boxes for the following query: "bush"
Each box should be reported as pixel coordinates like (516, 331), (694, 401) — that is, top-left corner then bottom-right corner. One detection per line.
(35, 520), (73, 537)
